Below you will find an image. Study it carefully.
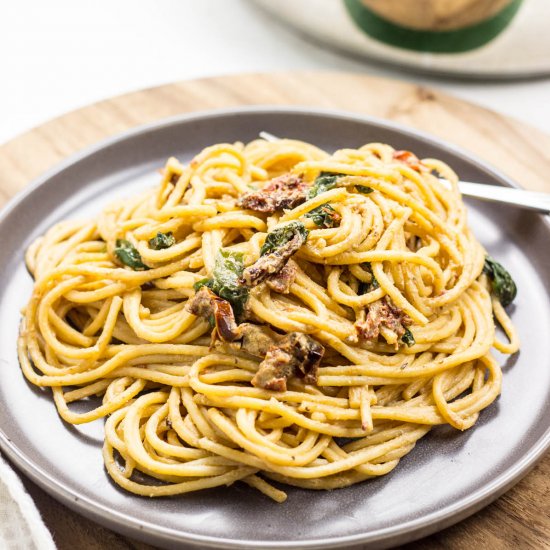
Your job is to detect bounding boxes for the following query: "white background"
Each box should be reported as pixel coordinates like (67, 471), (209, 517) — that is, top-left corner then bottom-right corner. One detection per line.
(1, 0), (550, 146)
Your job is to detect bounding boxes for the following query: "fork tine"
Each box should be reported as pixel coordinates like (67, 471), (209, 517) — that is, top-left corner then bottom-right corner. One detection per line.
(259, 131), (279, 142)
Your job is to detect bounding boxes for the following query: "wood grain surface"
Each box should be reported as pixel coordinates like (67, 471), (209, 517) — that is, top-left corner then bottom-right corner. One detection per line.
(1, 72), (549, 550)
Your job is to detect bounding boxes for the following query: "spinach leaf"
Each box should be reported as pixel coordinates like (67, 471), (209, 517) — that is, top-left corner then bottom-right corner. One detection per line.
(193, 278), (213, 292)
(114, 239), (149, 271)
(358, 262), (379, 294)
(483, 256), (517, 307)
(356, 185), (373, 194)
(307, 172), (344, 199)
(260, 221), (309, 256)
(401, 328), (415, 347)
(149, 231), (176, 250)
(195, 250), (249, 317)
(305, 204), (340, 228)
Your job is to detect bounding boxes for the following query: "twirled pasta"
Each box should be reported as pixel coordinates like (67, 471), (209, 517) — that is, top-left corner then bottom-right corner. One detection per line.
(18, 138), (519, 502)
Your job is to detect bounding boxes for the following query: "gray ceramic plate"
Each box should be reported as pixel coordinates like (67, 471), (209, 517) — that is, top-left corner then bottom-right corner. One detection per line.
(0, 108), (549, 550)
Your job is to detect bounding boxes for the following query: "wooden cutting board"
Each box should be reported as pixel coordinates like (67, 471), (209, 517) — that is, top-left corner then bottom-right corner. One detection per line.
(1, 72), (549, 550)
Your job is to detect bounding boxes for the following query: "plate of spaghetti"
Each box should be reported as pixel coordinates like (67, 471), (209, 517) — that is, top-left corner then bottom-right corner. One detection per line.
(0, 108), (549, 549)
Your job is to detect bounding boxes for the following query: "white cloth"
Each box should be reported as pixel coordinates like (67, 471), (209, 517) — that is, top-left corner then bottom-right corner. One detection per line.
(0, 454), (55, 550)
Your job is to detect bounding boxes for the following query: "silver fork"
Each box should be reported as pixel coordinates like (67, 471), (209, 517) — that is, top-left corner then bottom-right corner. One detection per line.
(259, 132), (550, 215)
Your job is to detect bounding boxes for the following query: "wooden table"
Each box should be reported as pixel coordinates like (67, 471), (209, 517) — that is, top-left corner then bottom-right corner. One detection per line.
(1, 72), (549, 549)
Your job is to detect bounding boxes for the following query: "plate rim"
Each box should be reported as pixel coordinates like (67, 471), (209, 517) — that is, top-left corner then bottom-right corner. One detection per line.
(0, 105), (549, 549)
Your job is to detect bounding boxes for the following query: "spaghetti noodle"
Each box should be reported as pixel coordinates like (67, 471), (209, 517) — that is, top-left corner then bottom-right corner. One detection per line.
(18, 138), (519, 502)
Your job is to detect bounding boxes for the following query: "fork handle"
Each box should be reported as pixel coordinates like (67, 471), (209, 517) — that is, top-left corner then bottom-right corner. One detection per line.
(458, 182), (550, 214)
